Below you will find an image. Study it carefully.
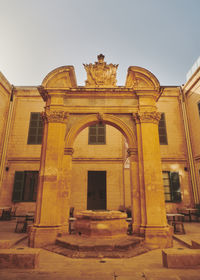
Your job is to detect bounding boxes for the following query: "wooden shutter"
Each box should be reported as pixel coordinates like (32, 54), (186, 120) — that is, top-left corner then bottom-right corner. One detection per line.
(12, 171), (25, 202)
(158, 113), (168, 145)
(27, 113), (43, 144)
(23, 171), (39, 201)
(170, 172), (181, 202)
(89, 124), (106, 144)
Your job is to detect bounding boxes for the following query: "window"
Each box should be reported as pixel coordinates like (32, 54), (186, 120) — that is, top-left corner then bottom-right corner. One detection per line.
(198, 102), (200, 118)
(27, 112), (43, 144)
(12, 171), (39, 202)
(162, 171), (181, 202)
(88, 124), (106, 144)
(158, 113), (168, 145)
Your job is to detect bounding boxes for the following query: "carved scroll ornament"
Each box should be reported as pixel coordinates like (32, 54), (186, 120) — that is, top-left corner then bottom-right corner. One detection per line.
(83, 54), (118, 88)
(133, 112), (161, 124)
(41, 111), (69, 123)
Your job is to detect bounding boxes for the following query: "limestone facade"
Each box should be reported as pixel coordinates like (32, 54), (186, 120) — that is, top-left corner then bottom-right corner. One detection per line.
(0, 55), (199, 248)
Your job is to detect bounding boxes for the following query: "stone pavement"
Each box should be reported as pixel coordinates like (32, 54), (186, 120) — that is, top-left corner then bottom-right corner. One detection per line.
(0, 220), (200, 280)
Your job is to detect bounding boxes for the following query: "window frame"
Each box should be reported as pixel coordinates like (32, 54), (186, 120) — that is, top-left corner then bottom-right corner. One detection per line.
(158, 113), (168, 145)
(88, 124), (106, 145)
(27, 112), (43, 145)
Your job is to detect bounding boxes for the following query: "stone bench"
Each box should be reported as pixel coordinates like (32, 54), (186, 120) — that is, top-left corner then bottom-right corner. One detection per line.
(0, 248), (40, 269)
(162, 248), (200, 268)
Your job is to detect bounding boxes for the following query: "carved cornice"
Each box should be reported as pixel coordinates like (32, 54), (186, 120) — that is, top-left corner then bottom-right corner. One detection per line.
(41, 111), (69, 123)
(133, 112), (161, 124)
(38, 86), (48, 101)
(64, 148), (74, 155)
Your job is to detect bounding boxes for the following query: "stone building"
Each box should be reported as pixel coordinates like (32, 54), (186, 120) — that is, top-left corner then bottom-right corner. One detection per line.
(0, 55), (199, 248)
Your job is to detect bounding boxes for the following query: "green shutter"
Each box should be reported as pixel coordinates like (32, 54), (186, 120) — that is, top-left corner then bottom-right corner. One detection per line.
(170, 172), (181, 202)
(12, 171), (25, 202)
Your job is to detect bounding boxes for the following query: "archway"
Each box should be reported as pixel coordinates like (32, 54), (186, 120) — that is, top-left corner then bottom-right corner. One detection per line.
(29, 55), (172, 249)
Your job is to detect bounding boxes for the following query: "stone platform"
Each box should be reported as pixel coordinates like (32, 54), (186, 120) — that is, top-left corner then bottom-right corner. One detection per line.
(44, 234), (148, 258)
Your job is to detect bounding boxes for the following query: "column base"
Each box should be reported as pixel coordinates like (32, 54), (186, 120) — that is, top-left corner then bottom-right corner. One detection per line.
(132, 223), (140, 234)
(143, 225), (173, 249)
(29, 225), (61, 248)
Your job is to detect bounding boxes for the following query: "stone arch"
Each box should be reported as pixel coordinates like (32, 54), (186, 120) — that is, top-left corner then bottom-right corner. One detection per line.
(65, 113), (137, 150)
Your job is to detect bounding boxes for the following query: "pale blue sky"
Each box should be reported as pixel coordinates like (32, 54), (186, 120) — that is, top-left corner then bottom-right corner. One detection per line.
(0, 0), (199, 86)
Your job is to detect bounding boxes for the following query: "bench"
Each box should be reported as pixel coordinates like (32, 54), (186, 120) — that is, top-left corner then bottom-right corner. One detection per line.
(0, 248), (40, 269)
(162, 248), (200, 268)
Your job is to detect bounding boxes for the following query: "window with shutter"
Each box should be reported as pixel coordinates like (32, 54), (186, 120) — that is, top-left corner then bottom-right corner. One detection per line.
(158, 113), (168, 145)
(162, 171), (181, 202)
(88, 124), (106, 144)
(27, 112), (43, 144)
(12, 172), (25, 202)
(12, 171), (39, 202)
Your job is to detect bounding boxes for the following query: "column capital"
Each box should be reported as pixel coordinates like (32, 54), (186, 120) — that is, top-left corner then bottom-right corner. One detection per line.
(64, 147), (74, 155)
(133, 112), (161, 124)
(41, 110), (69, 124)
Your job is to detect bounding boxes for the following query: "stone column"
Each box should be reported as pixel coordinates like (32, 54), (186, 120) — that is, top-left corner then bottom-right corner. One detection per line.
(128, 148), (141, 234)
(135, 112), (172, 248)
(29, 110), (68, 248)
(59, 147), (74, 235)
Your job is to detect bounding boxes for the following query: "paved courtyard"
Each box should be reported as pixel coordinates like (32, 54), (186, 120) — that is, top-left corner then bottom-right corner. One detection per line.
(0, 220), (200, 280)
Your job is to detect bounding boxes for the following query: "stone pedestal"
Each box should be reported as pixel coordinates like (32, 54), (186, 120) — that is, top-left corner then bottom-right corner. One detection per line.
(144, 225), (173, 249)
(74, 210), (127, 238)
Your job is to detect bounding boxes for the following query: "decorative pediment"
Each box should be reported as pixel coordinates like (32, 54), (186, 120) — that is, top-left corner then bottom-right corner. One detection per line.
(125, 66), (160, 91)
(83, 54), (118, 88)
(41, 66), (77, 88)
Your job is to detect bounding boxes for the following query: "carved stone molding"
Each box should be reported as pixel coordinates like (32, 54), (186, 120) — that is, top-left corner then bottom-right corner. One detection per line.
(127, 148), (138, 160)
(41, 111), (69, 123)
(83, 54), (118, 88)
(133, 112), (161, 124)
(97, 112), (104, 123)
(64, 148), (74, 155)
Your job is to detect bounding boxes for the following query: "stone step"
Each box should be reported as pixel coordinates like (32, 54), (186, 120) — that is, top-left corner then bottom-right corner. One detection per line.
(162, 248), (200, 268)
(0, 248), (40, 269)
(44, 234), (148, 258)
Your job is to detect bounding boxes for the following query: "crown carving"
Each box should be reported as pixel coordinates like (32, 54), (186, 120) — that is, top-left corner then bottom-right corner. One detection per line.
(83, 54), (118, 88)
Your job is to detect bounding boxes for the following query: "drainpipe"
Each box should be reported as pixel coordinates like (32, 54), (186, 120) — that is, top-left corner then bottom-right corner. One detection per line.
(0, 85), (15, 193)
(180, 87), (200, 204)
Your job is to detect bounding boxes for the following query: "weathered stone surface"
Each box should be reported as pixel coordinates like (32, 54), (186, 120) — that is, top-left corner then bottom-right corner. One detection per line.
(162, 248), (200, 268)
(74, 210), (127, 238)
(0, 248), (40, 269)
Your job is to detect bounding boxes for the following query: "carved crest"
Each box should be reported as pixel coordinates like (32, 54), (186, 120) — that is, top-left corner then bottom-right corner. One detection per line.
(83, 54), (118, 88)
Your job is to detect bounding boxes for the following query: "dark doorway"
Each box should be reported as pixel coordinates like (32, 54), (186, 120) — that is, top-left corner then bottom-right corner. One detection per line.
(87, 171), (106, 210)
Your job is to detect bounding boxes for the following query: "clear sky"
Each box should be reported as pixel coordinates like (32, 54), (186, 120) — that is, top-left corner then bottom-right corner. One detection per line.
(0, 0), (199, 86)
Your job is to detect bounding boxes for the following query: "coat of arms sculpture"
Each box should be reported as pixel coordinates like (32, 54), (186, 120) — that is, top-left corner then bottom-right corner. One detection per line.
(83, 54), (118, 88)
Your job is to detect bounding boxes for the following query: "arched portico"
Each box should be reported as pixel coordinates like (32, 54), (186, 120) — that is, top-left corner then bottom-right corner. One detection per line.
(29, 55), (172, 249)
